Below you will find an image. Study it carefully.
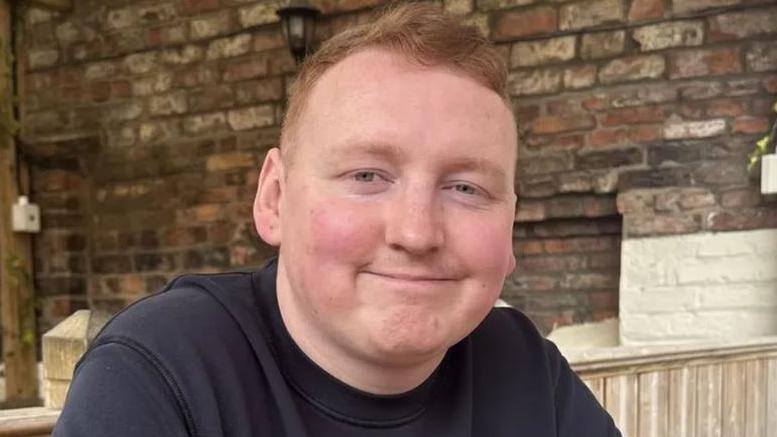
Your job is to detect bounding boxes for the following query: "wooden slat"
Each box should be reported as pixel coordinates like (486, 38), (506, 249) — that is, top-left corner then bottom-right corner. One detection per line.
(583, 378), (605, 406)
(638, 371), (668, 437)
(605, 374), (638, 436)
(669, 366), (696, 437)
(722, 361), (746, 437)
(0, 407), (59, 436)
(744, 360), (767, 437)
(696, 364), (723, 437)
(570, 337), (777, 377)
(767, 358), (777, 437)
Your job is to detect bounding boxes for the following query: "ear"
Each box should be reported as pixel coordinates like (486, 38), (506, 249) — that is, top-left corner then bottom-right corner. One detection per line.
(506, 251), (516, 276)
(253, 148), (284, 246)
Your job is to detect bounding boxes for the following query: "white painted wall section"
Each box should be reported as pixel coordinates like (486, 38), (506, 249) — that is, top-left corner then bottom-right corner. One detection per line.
(620, 228), (777, 345)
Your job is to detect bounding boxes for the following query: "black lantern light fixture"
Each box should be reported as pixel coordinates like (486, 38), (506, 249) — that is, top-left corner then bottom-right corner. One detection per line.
(277, 0), (321, 65)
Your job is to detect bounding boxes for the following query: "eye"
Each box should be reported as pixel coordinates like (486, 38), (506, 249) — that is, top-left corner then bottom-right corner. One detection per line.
(353, 171), (379, 182)
(453, 183), (478, 195)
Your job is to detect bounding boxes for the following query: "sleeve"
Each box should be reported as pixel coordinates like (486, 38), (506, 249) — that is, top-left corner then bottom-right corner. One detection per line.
(52, 341), (191, 437)
(545, 340), (622, 437)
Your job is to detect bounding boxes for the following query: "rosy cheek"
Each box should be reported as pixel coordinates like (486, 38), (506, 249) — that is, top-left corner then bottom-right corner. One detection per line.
(462, 218), (515, 278)
(307, 199), (382, 266)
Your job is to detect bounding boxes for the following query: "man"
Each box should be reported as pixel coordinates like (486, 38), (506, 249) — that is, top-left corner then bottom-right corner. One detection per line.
(55, 3), (620, 436)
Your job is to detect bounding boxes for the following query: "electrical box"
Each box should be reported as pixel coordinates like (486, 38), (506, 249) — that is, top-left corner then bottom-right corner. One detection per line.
(763, 154), (777, 195)
(12, 196), (41, 233)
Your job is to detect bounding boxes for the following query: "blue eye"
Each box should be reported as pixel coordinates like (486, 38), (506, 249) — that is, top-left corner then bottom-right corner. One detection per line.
(453, 183), (478, 195)
(353, 171), (378, 182)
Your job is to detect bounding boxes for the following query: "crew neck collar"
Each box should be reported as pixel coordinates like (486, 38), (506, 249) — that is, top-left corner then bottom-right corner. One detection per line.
(252, 259), (452, 428)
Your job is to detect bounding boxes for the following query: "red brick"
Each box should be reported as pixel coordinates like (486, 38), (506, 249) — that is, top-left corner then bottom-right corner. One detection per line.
(706, 209), (765, 232)
(669, 47), (741, 79)
(530, 115), (595, 134)
(520, 255), (587, 272)
(720, 188), (761, 208)
(110, 80), (132, 98)
(583, 196), (618, 217)
(493, 6), (557, 40)
(589, 125), (661, 147)
(222, 58), (269, 82)
(582, 97), (610, 111)
(764, 76), (777, 93)
(90, 82), (110, 102)
(516, 240), (545, 256)
(600, 106), (666, 127)
(588, 290), (619, 310)
(706, 99), (746, 118)
(544, 236), (617, 254)
(526, 134), (585, 150)
(628, 0), (664, 21)
(516, 200), (547, 222)
(732, 117), (769, 134)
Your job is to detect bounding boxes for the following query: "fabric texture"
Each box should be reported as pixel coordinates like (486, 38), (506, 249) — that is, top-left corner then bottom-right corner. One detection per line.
(54, 260), (621, 436)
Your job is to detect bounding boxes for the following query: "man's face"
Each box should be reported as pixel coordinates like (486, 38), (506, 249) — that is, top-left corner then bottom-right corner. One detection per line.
(265, 48), (517, 367)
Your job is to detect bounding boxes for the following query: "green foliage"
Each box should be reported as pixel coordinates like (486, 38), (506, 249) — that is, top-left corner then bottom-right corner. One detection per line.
(4, 254), (36, 347)
(0, 34), (19, 149)
(747, 101), (777, 171)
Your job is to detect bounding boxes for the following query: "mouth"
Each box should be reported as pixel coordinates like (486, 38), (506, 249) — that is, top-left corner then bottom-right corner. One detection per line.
(362, 271), (456, 283)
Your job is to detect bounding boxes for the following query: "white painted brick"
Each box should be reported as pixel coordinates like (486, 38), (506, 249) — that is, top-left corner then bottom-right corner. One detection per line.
(675, 256), (777, 285)
(620, 287), (697, 315)
(696, 283), (777, 310)
(696, 236), (755, 258)
(621, 228), (777, 346)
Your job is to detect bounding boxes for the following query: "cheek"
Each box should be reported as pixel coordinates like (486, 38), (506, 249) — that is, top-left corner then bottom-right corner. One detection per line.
(459, 216), (515, 279)
(307, 200), (381, 262)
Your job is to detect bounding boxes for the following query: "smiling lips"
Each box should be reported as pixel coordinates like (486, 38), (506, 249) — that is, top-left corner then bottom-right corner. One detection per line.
(363, 270), (457, 283)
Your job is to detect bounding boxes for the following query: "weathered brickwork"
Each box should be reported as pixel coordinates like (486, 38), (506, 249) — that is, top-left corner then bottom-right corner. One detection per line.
(16, 0), (777, 335)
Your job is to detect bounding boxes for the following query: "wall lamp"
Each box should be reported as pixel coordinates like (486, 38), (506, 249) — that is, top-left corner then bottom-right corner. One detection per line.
(277, 0), (321, 65)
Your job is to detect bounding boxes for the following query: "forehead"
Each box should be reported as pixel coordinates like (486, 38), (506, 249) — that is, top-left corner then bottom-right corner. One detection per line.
(292, 49), (517, 171)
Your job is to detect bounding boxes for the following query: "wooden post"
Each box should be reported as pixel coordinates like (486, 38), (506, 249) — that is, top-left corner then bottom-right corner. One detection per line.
(0, 0), (39, 406)
(42, 310), (109, 408)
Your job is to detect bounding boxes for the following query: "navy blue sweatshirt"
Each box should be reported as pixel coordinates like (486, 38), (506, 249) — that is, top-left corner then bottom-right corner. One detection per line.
(54, 261), (620, 436)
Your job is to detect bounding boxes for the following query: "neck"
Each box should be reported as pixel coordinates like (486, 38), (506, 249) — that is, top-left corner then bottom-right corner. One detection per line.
(275, 263), (445, 395)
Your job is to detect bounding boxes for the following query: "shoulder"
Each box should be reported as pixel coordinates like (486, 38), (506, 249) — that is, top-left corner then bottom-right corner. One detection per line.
(83, 271), (264, 375)
(96, 272), (256, 342)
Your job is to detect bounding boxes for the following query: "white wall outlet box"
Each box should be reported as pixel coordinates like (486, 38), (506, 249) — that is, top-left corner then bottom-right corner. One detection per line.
(762, 154), (777, 195)
(12, 196), (41, 233)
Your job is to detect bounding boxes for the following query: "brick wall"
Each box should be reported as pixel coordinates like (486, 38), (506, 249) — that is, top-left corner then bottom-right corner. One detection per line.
(621, 228), (777, 345)
(16, 0), (777, 335)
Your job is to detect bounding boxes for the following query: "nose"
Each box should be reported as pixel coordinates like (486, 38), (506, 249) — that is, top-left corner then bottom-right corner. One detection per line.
(385, 186), (444, 254)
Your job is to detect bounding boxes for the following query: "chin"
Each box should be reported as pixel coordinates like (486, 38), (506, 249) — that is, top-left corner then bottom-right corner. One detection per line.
(364, 311), (456, 363)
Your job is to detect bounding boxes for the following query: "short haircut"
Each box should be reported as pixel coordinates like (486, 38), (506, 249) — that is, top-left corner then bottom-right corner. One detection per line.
(279, 1), (509, 159)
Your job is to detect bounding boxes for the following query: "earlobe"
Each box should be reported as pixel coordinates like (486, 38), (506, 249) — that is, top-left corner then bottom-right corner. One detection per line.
(253, 148), (284, 246)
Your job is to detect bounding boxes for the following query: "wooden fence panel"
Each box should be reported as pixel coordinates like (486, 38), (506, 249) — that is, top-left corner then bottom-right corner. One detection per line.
(637, 371), (668, 437)
(767, 358), (777, 437)
(695, 363), (723, 437)
(722, 361), (747, 437)
(605, 374), (638, 436)
(669, 366), (696, 437)
(744, 359), (767, 437)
